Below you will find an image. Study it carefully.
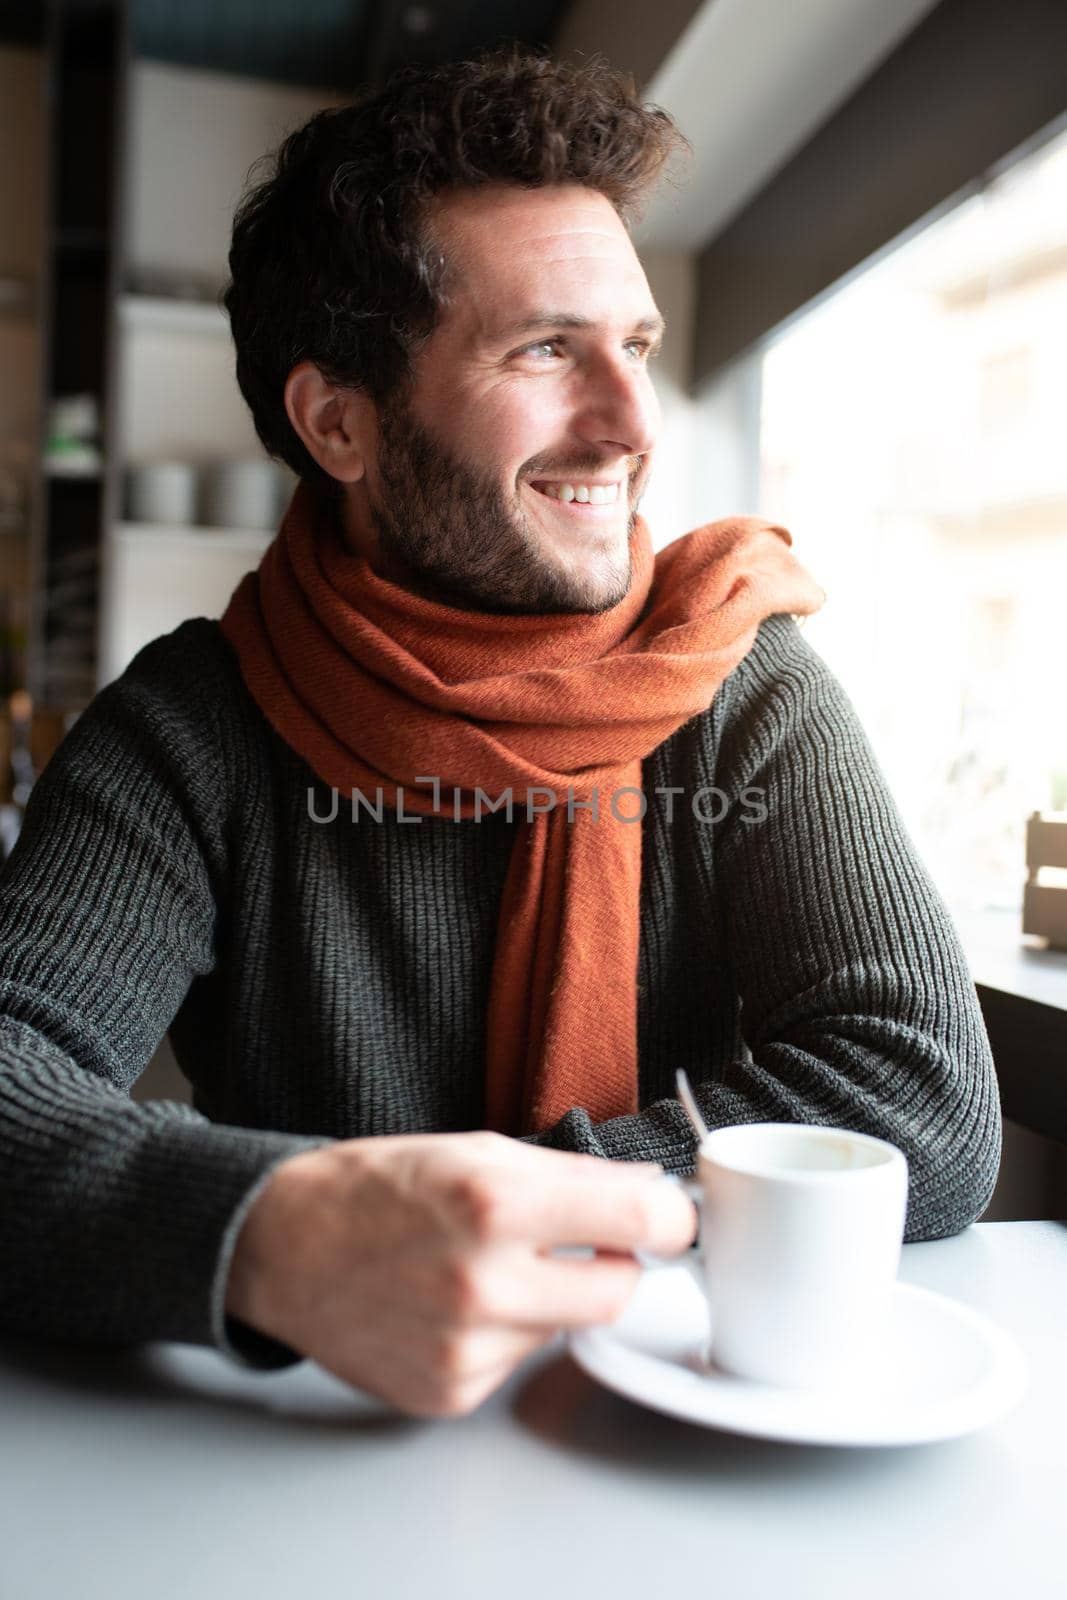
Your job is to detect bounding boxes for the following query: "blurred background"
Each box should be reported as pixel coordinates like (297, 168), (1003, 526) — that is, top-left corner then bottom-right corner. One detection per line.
(0, 0), (1065, 1205)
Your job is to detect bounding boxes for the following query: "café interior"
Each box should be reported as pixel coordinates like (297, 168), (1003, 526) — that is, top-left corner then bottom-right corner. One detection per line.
(0, 2), (1065, 1596)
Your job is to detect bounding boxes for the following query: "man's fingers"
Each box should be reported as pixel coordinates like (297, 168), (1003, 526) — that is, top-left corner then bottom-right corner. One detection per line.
(444, 1322), (561, 1378)
(481, 1165), (695, 1255)
(477, 1248), (646, 1328)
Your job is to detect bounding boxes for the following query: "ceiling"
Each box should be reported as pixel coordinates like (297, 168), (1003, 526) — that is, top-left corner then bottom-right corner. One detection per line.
(136, 0), (573, 91)
(637, 0), (944, 249)
(130, 0), (946, 248)
(0, 0), (948, 251)
(0, 0), (574, 87)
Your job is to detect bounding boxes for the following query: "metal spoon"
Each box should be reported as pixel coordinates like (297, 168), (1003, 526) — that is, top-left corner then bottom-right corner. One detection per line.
(675, 1068), (709, 1145)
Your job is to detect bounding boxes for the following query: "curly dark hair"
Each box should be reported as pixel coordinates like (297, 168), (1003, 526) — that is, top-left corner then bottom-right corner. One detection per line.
(222, 46), (689, 489)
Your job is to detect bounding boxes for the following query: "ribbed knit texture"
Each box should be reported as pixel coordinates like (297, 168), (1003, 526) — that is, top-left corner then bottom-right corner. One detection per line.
(0, 613), (1001, 1371)
(220, 490), (824, 1137)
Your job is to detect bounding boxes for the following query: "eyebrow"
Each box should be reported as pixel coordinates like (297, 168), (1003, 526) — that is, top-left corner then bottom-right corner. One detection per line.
(486, 311), (667, 346)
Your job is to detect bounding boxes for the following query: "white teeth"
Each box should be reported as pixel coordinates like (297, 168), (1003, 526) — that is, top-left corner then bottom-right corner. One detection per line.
(536, 481), (620, 505)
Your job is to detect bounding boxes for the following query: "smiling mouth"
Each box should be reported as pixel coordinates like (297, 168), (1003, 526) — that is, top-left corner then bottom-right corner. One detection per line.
(528, 479), (623, 506)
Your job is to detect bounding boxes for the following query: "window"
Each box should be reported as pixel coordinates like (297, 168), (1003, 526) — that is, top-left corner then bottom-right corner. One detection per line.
(756, 118), (1067, 919)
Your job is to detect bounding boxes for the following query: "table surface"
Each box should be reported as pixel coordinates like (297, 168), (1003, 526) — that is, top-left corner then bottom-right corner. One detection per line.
(2, 1221), (1065, 1600)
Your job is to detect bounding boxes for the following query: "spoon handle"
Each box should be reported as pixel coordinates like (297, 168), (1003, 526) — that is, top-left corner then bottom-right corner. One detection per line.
(675, 1068), (710, 1144)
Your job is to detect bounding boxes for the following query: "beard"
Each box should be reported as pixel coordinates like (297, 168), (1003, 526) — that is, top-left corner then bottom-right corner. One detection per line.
(365, 388), (643, 615)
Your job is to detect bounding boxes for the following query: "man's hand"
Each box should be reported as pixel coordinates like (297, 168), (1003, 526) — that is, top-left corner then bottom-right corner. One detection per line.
(224, 1131), (696, 1417)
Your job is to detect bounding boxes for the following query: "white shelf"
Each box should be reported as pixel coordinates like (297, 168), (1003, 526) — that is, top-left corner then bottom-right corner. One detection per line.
(100, 520), (272, 687)
(114, 520), (273, 549)
(119, 293), (229, 337)
(44, 461), (103, 480)
(105, 287), (269, 688)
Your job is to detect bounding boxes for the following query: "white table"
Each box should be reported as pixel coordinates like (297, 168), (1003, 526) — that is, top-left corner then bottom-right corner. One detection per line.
(1, 1222), (1065, 1600)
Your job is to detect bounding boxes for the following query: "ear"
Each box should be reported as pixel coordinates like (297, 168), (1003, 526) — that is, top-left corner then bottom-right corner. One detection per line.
(283, 361), (375, 483)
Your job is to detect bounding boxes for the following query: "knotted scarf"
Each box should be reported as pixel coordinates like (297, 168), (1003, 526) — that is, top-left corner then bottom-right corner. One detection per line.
(220, 480), (824, 1136)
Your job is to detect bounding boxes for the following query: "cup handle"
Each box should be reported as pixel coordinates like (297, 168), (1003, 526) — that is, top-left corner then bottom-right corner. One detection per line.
(634, 1172), (703, 1270)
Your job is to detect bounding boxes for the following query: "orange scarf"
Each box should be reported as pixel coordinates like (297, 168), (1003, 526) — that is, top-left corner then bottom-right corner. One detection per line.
(220, 482), (824, 1135)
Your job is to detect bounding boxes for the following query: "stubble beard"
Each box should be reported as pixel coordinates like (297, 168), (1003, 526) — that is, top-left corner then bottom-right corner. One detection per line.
(368, 390), (642, 616)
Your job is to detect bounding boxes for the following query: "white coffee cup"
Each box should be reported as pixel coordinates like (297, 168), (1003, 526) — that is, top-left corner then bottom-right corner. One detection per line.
(655, 1123), (908, 1390)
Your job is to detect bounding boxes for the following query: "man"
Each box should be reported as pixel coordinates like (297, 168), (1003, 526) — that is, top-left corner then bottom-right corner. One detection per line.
(0, 50), (999, 1419)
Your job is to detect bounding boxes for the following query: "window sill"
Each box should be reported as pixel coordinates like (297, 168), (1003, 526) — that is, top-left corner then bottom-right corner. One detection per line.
(957, 908), (1067, 1014)
(957, 909), (1067, 1142)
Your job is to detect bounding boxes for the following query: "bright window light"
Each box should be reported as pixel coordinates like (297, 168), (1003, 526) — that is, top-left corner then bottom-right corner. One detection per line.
(759, 118), (1067, 919)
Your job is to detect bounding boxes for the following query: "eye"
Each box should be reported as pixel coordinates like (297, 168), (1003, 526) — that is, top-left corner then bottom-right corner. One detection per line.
(516, 338), (564, 360)
(624, 339), (657, 362)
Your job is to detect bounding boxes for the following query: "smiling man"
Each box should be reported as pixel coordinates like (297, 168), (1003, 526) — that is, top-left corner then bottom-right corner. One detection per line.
(0, 49), (1000, 1418)
(290, 182), (661, 615)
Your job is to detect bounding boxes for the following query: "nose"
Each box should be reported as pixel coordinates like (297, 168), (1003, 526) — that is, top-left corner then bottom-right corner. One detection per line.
(572, 350), (659, 461)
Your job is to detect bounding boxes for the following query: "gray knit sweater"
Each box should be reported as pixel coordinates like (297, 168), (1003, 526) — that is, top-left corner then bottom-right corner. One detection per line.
(0, 613), (1001, 1371)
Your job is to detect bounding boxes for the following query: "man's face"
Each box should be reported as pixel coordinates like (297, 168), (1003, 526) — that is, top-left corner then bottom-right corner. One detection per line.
(345, 183), (663, 614)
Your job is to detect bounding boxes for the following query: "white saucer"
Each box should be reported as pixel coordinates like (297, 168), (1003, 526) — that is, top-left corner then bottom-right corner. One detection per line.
(568, 1264), (1027, 1447)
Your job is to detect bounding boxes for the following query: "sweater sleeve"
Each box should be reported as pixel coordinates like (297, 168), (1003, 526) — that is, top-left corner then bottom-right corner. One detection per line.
(0, 632), (329, 1368)
(526, 614), (1002, 1243)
